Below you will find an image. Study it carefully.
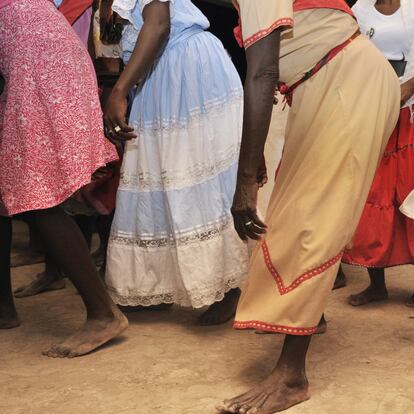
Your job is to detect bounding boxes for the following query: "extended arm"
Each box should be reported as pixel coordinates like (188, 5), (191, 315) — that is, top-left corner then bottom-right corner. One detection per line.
(232, 29), (281, 241)
(401, 76), (414, 106)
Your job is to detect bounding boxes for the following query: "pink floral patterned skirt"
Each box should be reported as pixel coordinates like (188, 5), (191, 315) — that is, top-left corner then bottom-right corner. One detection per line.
(0, 0), (117, 216)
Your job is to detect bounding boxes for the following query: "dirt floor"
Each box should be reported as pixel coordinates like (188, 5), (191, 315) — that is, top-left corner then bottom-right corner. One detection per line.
(1, 107), (414, 414)
(2, 261), (414, 414)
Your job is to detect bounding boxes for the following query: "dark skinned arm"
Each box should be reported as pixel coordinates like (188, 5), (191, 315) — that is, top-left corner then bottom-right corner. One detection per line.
(401, 76), (414, 106)
(104, 0), (171, 141)
(232, 29), (281, 241)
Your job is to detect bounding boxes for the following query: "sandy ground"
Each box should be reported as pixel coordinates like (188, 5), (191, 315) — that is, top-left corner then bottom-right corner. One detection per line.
(2, 106), (414, 414)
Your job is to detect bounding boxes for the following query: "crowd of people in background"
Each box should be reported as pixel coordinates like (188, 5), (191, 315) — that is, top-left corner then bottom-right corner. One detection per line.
(0, 0), (413, 413)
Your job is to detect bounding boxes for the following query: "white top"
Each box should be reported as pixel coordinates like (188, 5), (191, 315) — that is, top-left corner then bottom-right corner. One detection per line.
(352, 3), (410, 60)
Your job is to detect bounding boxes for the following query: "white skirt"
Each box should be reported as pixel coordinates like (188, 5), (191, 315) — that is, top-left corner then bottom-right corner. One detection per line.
(106, 31), (248, 308)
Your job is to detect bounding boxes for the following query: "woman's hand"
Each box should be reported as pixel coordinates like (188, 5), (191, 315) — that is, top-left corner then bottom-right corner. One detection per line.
(104, 89), (137, 144)
(401, 79), (414, 106)
(231, 180), (267, 241)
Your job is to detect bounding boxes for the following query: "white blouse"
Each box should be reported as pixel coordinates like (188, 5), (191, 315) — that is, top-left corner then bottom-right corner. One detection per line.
(352, 3), (411, 60)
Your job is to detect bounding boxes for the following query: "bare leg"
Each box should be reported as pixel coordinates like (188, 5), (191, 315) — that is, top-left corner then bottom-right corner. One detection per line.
(14, 215), (93, 298)
(348, 268), (388, 306)
(0, 216), (20, 329)
(21, 207), (128, 358)
(93, 214), (113, 271)
(333, 265), (347, 290)
(315, 314), (327, 335)
(218, 335), (311, 413)
(14, 255), (65, 298)
(198, 288), (241, 326)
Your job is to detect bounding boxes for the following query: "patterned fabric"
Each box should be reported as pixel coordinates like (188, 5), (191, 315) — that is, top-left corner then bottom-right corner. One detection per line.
(106, 0), (248, 307)
(0, 0), (117, 216)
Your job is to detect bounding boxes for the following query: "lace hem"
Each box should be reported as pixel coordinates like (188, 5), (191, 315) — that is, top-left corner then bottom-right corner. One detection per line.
(110, 215), (234, 248)
(107, 274), (244, 308)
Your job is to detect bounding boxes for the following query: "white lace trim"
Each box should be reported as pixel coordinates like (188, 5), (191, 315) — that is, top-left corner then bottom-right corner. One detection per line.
(120, 144), (239, 191)
(120, 97), (243, 192)
(131, 90), (243, 131)
(107, 274), (243, 308)
(110, 215), (234, 248)
(106, 218), (249, 308)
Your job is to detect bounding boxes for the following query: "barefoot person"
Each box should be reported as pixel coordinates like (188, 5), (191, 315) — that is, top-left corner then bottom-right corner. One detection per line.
(342, 0), (414, 308)
(13, 0), (122, 298)
(217, 0), (400, 412)
(104, 0), (248, 324)
(0, 0), (128, 357)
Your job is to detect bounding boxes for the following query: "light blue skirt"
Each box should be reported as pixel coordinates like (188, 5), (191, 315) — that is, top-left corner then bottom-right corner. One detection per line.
(106, 30), (248, 308)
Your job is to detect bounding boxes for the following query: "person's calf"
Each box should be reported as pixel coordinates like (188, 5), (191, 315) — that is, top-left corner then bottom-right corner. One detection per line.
(0, 216), (20, 328)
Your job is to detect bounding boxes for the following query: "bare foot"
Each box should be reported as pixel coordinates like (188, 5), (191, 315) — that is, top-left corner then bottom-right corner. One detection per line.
(217, 365), (309, 413)
(198, 288), (241, 326)
(42, 308), (128, 358)
(0, 298), (20, 329)
(315, 314), (327, 335)
(348, 285), (388, 306)
(333, 267), (347, 290)
(406, 294), (414, 308)
(14, 272), (65, 298)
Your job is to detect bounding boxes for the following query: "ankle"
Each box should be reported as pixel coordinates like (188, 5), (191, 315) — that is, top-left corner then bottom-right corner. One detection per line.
(275, 361), (307, 384)
(369, 283), (387, 293)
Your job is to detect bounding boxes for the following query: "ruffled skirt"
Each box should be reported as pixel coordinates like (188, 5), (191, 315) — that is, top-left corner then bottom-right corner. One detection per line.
(106, 31), (248, 307)
(343, 107), (414, 267)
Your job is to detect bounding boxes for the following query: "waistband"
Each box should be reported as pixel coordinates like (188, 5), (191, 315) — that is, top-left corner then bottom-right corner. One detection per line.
(278, 30), (360, 106)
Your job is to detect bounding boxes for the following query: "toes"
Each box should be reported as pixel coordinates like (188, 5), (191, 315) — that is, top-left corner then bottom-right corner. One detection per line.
(43, 344), (71, 358)
(216, 401), (239, 413)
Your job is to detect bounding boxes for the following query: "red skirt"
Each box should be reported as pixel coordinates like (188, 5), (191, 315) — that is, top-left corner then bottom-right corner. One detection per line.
(342, 107), (414, 268)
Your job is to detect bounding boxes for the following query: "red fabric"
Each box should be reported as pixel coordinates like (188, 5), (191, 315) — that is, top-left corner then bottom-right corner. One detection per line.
(58, 0), (93, 25)
(0, 0), (118, 216)
(343, 108), (414, 268)
(76, 156), (121, 215)
(293, 0), (354, 16)
(278, 31), (360, 106)
(233, 18), (243, 48)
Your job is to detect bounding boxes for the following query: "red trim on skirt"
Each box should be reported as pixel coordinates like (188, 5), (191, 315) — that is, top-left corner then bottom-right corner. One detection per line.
(234, 320), (317, 335)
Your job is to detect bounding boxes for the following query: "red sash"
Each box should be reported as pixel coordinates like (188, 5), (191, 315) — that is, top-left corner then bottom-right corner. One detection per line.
(278, 30), (360, 106)
(293, 0), (354, 16)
